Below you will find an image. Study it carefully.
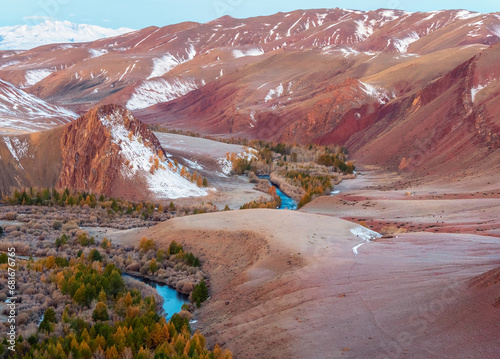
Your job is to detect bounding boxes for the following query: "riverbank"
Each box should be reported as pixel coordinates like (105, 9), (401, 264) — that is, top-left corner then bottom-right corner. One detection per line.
(122, 270), (203, 297)
(257, 175), (297, 210)
(268, 170), (355, 204)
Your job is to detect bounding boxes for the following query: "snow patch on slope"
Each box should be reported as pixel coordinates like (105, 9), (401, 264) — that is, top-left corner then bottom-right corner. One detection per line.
(350, 226), (382, 242)
(99, 110), (207, 199)
(219, 158), (234, 175)
(23, 69), (54, 87)
(148, 54), (180, 79)
(354, 17), (374, 41)
(455, 10), (482, 21)
(232, 47), (264, 58)
(88, 49), (108, 58)
(322, 46), (361, 57)
(471, 83), (488, 102)
(2, 136), (29, 169)
(127, 78), (198, 110)
(393, 32), (420, 53)
(419, 11), (440, 22)
(287, 13), (305, 37)
(350, 226), (382, 255)
(489, 25), (500, 38)
(148, 45), (197, 79)
(359, 81), (391, 104)
(265, 83), (284, 103)
(380, 10), (400, 21)
(0, 60), (20, 69)
(183, 158), (203, 170)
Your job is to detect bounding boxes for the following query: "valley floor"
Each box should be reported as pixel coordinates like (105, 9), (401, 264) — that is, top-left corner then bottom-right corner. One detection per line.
(302, 166), (500, 238)
(104, 167), (500, 358)
(154, 132), (271, 209)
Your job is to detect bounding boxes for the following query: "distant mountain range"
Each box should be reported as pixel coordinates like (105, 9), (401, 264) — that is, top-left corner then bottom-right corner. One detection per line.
(0, 8), (499, 177)
(0, 20), (133, 50)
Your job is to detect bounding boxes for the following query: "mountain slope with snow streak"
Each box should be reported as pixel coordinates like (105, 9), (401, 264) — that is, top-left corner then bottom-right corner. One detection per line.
(0, 9), (499, 175)
(148, 45), (197, 79)
(126, 77), (200, 110)
(1, 8), (498, 114)
(0, 79), (77, 134)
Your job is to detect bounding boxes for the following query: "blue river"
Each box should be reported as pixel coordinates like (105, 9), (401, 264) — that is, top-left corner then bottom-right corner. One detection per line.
(123, 273), (189, 320)
(258, 175), (297, 210)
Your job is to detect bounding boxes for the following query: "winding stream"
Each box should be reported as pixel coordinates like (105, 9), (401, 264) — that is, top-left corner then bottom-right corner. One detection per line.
(258, 175), (297, 210)
(123, 273), (189, 320)
(0, 220), (23, 227)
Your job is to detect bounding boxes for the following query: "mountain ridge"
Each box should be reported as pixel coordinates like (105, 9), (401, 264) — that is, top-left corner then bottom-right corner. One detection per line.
(0, 8), (498, 175)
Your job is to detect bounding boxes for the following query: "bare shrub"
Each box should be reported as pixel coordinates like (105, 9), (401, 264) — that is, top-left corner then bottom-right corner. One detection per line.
(178, 310), (193, 320)
(24, 286), (38, 295)
(0, 242), (30, 255)
(174, 263), (186, 271)
(52, 221), (62, 230)
(248, 172), (259, 183)
(3, 225), (19, 233)
(181, 282), (194, 294)
(62, 221), (78, 231)
(5, 212), (17, 220)
(17, 313), (30, 326)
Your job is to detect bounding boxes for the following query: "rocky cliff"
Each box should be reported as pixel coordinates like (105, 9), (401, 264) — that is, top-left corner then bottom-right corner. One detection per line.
(57, 104), (163, 198)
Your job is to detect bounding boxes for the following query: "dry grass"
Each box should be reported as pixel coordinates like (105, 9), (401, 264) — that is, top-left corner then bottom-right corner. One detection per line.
(380, 226), (409, 235)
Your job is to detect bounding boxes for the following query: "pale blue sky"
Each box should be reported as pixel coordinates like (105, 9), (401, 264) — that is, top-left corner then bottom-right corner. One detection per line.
(1, 0), (497, 29)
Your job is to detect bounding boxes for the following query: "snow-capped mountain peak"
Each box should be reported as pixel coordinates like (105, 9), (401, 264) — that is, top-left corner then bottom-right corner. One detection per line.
(0, 20), (133, 50)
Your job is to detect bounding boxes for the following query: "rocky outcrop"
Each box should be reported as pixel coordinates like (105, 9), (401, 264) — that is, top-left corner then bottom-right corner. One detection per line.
(57, 104), (164, 197)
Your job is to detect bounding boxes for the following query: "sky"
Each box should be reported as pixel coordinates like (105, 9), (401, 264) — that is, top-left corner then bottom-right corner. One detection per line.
(1, 0), (498, 29)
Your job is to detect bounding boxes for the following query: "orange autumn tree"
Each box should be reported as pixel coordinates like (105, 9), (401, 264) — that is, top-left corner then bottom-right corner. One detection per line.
(139, 237), (157, 252)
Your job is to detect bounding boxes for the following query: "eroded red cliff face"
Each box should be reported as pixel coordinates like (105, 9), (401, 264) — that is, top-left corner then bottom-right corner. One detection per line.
(342, 46), (500, 173)
(279, 78), (388, 144)
(57, 104), (164, 198)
